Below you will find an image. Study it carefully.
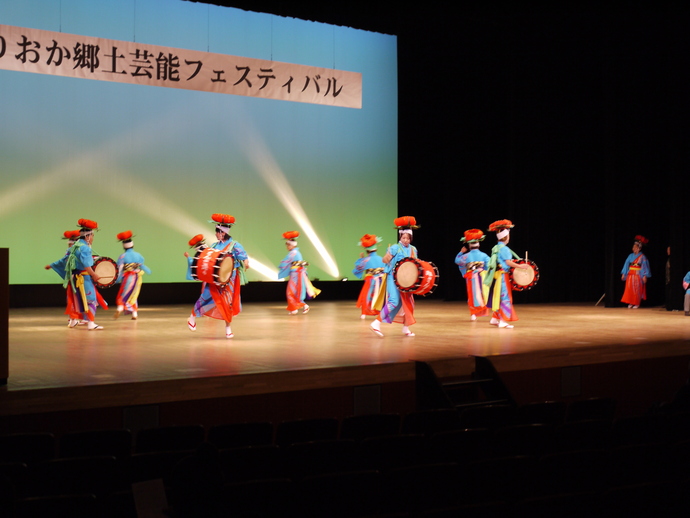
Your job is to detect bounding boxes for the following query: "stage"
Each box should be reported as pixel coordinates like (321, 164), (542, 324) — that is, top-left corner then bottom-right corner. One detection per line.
(2, 301), (690, 433)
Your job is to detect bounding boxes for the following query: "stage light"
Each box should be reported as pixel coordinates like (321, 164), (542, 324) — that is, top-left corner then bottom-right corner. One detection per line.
(238, 122), (340, 279)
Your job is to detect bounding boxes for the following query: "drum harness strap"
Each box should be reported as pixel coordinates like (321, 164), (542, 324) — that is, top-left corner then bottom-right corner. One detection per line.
(63, 240), (86, 291)
(386, 243), (416, 276)
(222, 240), (249, 286)
(484, 243), (521, 286)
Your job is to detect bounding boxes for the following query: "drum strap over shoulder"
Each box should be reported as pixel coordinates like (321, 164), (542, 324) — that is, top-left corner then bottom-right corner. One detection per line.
(484, 244), (519, 286)
(64, 241), (83, 290)
(223, 240), (249, 286)
(395, 244), (416, 259)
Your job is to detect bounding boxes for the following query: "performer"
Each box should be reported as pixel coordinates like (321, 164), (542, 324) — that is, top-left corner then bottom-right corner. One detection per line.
(621, 235), (651, 309)
(114, 231), (151, 320)
(278, 231), (320, 314)
(353, 234), (385, 319)
(186, 214), (249, 339)
(370, 216), (419, 337)
(683, 270), (690, 316)
(45, 230), (86, 327)
(455, 229), (490, 321)
(58, 219), (107, 330)
(484, 219), (530, 329)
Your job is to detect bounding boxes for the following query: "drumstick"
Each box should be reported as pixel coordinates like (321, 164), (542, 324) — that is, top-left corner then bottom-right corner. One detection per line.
(525, 251), (528, 261)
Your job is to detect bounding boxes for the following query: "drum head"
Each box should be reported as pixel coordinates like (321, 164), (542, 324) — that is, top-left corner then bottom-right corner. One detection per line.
(395, 260), (419, 289)
(217, 256), (235, 284)
(93, 258), (117, 288)
(512, 266), (535, 286)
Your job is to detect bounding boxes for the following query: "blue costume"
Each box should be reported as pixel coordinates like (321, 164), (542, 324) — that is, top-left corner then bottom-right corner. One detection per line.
(278, 247), (320, 312)
(379, 241), (417, 325)
(63, 238), (103, 322)
(353, 250), (385, 316)
(485, 242), (519, 323)
(189, 238), (248, 321)
(621, 252), (651, 307)
(47, 240), (82, 322)
(455, 248), (490, 318)
(116, 248), (151, 316)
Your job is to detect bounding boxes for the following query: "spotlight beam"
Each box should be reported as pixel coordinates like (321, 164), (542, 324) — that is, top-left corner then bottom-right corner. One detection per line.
(241, 130), (340, 278)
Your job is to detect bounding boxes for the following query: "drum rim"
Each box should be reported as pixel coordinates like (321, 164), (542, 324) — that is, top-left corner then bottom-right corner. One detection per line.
(510, 259), (539, 291)
(93, 257), (117, 288)
(394, 259), (422, 290)
(393, 257), (439, 295)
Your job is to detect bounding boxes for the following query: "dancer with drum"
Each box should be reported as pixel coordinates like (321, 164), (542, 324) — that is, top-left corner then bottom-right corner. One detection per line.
(455, 229), (490, 321)
(186, 214), (249, 339)
(621, 235), (651, 309)
(353, 234), (385, 319)
(114, 231), (151, 320)
(59, 219), (107, 330)
(370, 216), (420, 337)
(278, 231), (321, 314)
(484, 219), (529, 329)
(45, 229), (87, 327)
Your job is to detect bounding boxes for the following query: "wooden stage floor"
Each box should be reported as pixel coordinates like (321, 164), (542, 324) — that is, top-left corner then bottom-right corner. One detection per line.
(3, 301), (690, 418)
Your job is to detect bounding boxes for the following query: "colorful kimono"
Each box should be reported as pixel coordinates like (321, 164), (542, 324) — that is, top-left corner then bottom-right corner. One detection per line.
(455, 248), (490, 317)
(189, 238), (247, 322)
(278, 247), (320, 311)
(621, 252), (651, 306)
(62, 239), (107, 322)
(378, 242), (417, 325)
(353, 251), (385, 316)
(48, 249), (82, 321)
(116, 248), (151, 314)
(484, 242), (519, 322)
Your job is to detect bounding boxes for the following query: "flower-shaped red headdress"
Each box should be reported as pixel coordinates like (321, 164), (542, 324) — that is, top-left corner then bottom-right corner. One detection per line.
(283, 230), (300, 240)
(117, 230), (133, 242)
(488, 219), (514, 232)
(359, 234), (381, 249)
(210, 214), (235, 225)
(62, 230), (81, 240)
(188, 234), (206, 248)
(461, 229), (485, 243)
(634, 235), (649, 245)
(77, 218), (98, 231)
(394, 216), (420, 229)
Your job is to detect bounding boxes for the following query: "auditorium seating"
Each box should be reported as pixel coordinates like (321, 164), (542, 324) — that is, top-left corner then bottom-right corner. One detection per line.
(1, 403), (689, 517)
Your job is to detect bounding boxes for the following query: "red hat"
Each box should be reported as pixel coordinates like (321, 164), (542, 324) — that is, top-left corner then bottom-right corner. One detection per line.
(359, 234), (381, 249)
(634, 235), (649, 245)
(116, 230), (133, 242)
(488, 219), (514, 232)
(461, 229), (485, 243)
(77, 218), (98, 230)
(210, 214), (235, 225)
(394, 216), (420, 229)
(188, 234), (206, 248)
(62, 230), (81, 240)
(283, 230), (300, 240)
